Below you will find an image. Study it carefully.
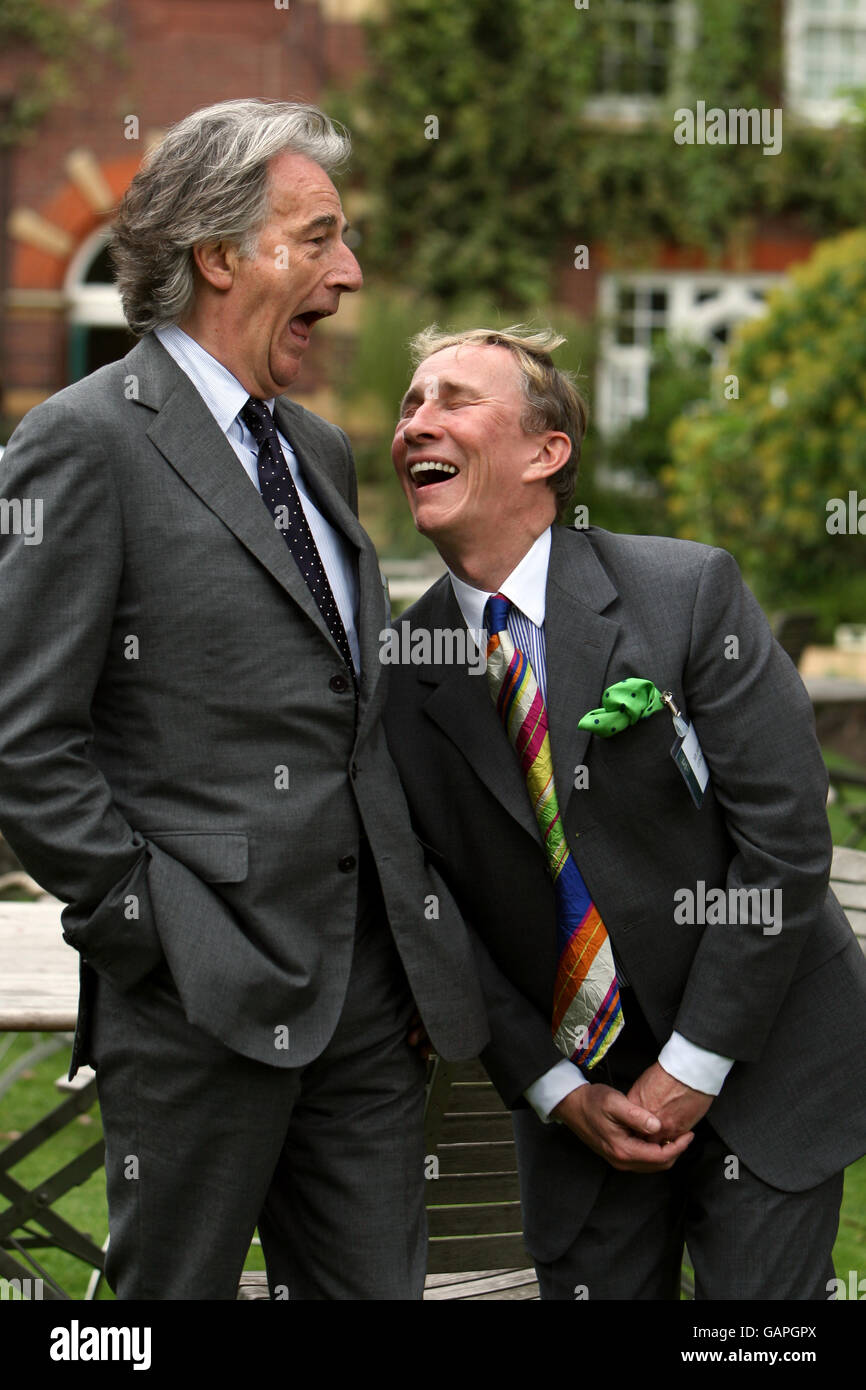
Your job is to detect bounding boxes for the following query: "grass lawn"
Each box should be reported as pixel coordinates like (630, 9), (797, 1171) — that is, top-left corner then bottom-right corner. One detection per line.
(0, 1033), (267, 1299)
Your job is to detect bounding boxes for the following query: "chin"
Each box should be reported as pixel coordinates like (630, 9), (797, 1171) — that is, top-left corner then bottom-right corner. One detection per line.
(412, 509), (447, 542)
(270, 356), (304, 390)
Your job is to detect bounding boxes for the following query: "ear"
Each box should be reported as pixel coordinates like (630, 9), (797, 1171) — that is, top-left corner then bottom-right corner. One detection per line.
(192, 241), (240, 292)
(522, 431), (572, 483)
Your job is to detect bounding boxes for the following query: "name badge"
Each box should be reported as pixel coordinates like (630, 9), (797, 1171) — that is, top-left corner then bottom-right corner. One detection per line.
(662, 691), (709, 809)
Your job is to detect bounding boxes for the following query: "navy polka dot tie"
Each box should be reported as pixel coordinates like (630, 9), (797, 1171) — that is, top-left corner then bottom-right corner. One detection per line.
(241, 397), (356, 685)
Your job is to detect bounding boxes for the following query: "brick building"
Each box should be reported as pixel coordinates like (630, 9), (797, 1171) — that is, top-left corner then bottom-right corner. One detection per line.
(0, 0), (377, 427)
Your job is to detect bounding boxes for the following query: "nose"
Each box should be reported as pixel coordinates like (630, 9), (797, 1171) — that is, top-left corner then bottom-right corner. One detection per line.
(400, 400), (442, 446)
(330, 242), (363, 294)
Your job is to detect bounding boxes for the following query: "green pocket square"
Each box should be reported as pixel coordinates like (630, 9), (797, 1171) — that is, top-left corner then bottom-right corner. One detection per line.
(578, 678), (665, 738)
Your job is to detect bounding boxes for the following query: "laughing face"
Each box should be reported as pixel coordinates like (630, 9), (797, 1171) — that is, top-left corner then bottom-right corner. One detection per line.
(391, 344), (566, 569)
(187, 150), (362, 398)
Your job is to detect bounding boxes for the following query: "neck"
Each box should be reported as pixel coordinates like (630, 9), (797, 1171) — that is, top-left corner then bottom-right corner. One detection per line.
(439, 518), (553, 592)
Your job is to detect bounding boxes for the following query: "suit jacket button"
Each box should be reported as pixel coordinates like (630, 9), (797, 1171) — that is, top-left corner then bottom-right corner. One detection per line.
(330, 673), (349, 693)
(338, 855), (356, 873)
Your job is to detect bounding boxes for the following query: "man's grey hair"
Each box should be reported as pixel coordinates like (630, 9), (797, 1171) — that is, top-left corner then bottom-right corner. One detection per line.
(408, 325), (588, 519)
(111, 99), (351, 335)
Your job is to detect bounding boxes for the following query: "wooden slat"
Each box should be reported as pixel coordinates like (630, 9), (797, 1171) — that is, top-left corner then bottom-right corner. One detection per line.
(427, 1202), (522, 1238)
(833, 882), (866, 911)
(445, 1083), (503, 1113)
(441, 1111), (514, 1143)
(466, 1281), (539, 1301)
(423, 1269), (539, 1300)
(435, 1142), (517, 1175)
(831, 847), (866, 951)
(426, 1234), (531, 1274)
(446, 1058), (489, 1083)
(426, 1172), (520, 1204)
(425, 1273), (539, 1301)
(843, 909), (866, 943)
(831, 846), (866, 883)
(0, 902), (76, 1031)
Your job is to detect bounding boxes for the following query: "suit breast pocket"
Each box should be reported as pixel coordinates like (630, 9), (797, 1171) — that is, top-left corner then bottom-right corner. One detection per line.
(589, 712), (680, 790)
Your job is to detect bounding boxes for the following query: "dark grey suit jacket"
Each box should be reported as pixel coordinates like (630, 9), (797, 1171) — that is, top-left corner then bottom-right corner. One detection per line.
(0, 333), (487, 1069)
(384, 524), (866, 1261)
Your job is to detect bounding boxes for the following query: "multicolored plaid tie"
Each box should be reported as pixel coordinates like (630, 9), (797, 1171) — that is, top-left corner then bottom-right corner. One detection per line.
(484, 593), (624, 1069)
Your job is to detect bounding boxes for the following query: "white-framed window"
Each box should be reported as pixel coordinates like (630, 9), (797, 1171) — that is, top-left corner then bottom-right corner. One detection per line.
(64, 228), (125, 328)
(785, 0), (866, 126)
(582, 0), (696, 123)
(595, 272), (783, 435)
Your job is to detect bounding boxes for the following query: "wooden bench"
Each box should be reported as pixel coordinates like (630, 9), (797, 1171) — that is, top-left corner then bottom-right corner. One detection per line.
(421, 1055), (537, 1299)
(831, 845), (866, 951)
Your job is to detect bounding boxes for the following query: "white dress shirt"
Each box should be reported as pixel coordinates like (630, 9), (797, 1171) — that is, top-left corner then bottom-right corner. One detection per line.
(449, 527), (733, 1122)
(154, 324), (361, 673)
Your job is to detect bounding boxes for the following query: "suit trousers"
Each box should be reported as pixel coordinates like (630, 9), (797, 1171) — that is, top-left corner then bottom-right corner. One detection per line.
(88, 848), (428, 1300)
(533, 990), (843, 1301)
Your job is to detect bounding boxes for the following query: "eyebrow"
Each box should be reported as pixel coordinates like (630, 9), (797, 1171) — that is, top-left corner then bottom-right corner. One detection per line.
(297, 213), (350, 237)
(399, 377), (482, 414)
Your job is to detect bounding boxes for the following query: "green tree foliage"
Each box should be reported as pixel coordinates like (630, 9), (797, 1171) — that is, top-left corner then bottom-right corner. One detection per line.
(0, 0), (117, 145)
(345, 0), (594, 306)
(665, 228), (866, 628)
(346, 0), (866, 306)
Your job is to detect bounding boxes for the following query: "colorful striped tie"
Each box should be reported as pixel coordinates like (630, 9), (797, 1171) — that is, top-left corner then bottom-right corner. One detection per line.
(484, 594), (624, 1069)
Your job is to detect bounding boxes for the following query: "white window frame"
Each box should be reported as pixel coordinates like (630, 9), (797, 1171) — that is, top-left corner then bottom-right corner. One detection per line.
(64, 228), (125, 328)
(582, 0), (697, 124)
(785, 0), (866, 126)
(595, 271), (784, 436)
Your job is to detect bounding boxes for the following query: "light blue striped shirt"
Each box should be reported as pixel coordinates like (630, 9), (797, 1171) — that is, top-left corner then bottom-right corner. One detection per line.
(449, 528), (551, 703)
(154, 324), (361, 673)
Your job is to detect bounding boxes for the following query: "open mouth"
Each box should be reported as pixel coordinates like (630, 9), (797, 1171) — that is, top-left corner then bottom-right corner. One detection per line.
(289, 311), (328, 342)
(409, 460), (460, 489)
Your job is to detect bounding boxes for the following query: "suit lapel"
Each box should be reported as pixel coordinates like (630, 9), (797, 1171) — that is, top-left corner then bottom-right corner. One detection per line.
(131, 336), (365, 666)
(274, 397), (388, 721)
(419, 583), (542, 845)
(544, 528), (620, 820)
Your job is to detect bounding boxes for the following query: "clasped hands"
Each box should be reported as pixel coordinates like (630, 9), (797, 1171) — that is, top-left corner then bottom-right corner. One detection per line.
(551, 1061), (713, 1173)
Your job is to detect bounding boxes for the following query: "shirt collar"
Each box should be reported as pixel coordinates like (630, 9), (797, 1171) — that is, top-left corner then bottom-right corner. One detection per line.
(449, 527), (552, 636)
(155, 323), (276, 432)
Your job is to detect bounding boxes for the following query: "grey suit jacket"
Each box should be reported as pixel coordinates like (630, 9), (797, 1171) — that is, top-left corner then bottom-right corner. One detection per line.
(0, 333), (487, 1068)
(384, 524), (866, 1261)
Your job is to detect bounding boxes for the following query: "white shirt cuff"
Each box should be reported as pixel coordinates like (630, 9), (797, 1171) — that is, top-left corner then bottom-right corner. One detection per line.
(658, 1031), (734, 1096)
(524, 1059), (587, 1123)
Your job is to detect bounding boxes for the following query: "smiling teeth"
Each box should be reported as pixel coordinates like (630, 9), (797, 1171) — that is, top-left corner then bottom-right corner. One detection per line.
(409, 461), (458, 477)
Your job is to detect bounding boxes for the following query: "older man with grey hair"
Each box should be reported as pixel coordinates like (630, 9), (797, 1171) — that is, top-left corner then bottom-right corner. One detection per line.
(0, 101), (486, 1300)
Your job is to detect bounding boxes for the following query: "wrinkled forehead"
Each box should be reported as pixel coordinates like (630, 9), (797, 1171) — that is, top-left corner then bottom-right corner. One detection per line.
(265, 150), (344, 220)
(408, 342), (524, 399)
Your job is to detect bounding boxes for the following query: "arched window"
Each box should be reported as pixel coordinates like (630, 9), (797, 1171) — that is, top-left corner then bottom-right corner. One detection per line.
(64, 229), (137, 382)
